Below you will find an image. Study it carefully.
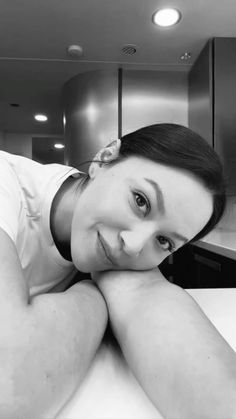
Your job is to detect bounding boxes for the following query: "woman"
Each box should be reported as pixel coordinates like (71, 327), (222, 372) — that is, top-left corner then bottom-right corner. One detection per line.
(0, 124), (235, 419)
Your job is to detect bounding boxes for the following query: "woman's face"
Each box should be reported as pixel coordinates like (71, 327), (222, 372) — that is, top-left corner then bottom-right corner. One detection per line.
(70, 156), (213, 272)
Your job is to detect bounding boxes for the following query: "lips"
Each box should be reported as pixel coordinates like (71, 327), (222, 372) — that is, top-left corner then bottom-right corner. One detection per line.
(97, 232), (117, 266)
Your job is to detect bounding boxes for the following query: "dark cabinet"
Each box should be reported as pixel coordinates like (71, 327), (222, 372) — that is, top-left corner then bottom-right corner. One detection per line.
(159, 244), (236, 288)
(189, 37), (236, 194)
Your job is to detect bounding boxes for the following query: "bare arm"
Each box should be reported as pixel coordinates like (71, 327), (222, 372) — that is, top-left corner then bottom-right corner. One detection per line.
(94, 269), (236, 419)
(0, 228), (108, 419)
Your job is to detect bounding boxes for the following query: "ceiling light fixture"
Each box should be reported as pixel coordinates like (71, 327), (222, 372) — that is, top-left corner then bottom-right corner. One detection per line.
(152, 8), (181, 27)
(67, 44), (83, 58)
(34, 114), (48, 122)
(54, 143), (65, 149)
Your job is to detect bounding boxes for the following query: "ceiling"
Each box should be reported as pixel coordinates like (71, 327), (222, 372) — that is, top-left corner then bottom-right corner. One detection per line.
(1, 0), (236, 135)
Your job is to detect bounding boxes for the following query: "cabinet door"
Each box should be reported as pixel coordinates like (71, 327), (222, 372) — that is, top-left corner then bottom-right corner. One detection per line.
(171, 244), (236, 288)
(171, 244), (196, 288)
(188, 40), (213, 147)
(192, 252), (222, 288)
(214, 37), (236, 194)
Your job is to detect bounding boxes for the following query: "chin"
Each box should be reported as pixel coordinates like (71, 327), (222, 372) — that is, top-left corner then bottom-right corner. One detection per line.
(72, 257), (91, 273)
(76, 264), (92, 273)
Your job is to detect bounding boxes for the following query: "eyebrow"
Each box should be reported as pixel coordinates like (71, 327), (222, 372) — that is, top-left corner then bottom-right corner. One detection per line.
(144, 177), (189, 245)
(172, 232), (189, 244)
(144, 178), (165, 214)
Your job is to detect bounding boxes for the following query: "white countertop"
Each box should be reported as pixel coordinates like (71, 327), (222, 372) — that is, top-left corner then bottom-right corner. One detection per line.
(56, 288), (236, 419)
(195, 228), (236, 260)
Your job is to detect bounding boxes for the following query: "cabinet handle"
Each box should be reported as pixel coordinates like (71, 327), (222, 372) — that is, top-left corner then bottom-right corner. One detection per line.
(194, 254), (221, 271)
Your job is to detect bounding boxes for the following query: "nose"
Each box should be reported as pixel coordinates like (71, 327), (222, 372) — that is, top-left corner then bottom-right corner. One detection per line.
(119, 225), (154, 256)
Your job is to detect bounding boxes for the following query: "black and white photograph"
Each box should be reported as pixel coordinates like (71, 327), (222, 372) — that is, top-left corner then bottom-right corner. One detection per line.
(0, 1), (236, 418)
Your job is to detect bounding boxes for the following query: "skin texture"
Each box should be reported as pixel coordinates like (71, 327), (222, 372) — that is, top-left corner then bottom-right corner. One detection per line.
(93, 268), (236, 419)
(31, 141), (230, 419)
(0, 141), (229, 419)
(0, 225), (107, 418)
(78, 143), (235, 419)
(69, 151), (213, 273)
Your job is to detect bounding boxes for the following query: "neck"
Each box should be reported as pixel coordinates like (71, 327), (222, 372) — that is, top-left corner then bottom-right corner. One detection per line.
(50, 175), (85, 261)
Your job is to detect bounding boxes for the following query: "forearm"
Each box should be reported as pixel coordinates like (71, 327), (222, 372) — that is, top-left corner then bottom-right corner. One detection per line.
(102, 273), (236, 419)
(1, 281), (108, 419)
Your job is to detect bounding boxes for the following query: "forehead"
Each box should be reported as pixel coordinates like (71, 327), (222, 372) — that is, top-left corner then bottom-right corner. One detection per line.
(111, 155), (189, 180)
(108, 156), (207, 198)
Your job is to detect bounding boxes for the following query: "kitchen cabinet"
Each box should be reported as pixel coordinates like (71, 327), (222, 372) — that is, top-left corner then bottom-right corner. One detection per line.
(159, 244), (236, 288)
(63, 69), (188, 170)
(189, 37), (236, 194)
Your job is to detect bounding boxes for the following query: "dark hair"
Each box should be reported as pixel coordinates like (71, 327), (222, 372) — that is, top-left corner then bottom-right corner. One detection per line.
(116, 123), (226, 242)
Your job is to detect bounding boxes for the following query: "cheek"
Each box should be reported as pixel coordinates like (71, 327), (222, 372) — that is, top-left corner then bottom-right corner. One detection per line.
(70, 201), (90, 249)
(135, 242), (165, 269)
(70, 196), (114, 238)
(71, 183), (134, 243)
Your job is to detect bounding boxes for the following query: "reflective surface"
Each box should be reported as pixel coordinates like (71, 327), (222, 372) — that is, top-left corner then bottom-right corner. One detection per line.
(63, 70), (118, 171)
(63, 69), (188, 171)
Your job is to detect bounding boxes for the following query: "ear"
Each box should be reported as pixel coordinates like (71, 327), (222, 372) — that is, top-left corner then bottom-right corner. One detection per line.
(88, 139), (121, 179)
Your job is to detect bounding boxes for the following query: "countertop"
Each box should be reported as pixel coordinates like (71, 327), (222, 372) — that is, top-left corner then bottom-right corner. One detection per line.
(195, 228), (236, 260)
(56, 288), (236, 419)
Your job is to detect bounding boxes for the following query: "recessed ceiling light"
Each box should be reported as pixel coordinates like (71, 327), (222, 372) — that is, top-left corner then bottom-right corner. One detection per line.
(152, 8), (181, 27)
(67, 44), (83, 58)
(34, 114), (48, 122)
(54, 143), (65, 149)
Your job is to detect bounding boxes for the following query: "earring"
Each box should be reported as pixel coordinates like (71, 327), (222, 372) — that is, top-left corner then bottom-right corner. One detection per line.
(101, 149), (112, 162)
(89, 165), (96, 178)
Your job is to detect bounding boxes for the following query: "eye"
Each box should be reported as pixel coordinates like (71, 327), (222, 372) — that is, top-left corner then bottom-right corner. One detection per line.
(133, 192), (150, 216)
(157, 235), (175, 253)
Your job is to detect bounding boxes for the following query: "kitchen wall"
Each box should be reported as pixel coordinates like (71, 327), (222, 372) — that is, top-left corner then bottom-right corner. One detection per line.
(0, 131), (4, 149)
(0, 132), (65, 164)
(0, 132), (32, 158)
(32, 135), (65, 164)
